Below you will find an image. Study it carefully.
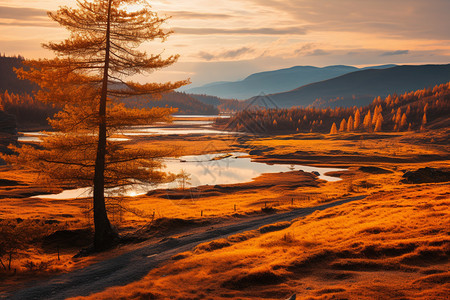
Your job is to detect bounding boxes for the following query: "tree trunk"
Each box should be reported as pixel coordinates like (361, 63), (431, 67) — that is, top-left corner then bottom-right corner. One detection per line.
(93, 0), (117, 251)
(0, 257), (6, 270)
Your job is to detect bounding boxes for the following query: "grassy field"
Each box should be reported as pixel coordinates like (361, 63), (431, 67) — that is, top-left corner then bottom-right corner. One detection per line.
(1, 129), (449, 298)
(71, 184), (449, 300)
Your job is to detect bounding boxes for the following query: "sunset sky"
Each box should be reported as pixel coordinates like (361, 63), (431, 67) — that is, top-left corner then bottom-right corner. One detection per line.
(1, 0), (449, 87)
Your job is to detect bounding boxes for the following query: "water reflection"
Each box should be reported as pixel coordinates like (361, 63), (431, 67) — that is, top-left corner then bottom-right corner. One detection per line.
(34, 153), (346, 200)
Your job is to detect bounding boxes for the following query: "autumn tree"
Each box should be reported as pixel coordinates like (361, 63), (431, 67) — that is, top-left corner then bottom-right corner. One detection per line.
(339, 118), (347, 132)
(374, 115), (383, 132)
(330, 122), (338, 134)
(400, 113), (407, 129)
(347, 115), (354, 132)
(7, 0), (188, 250)
(354, 109), (361, 130)
(363, 110), (372, 132)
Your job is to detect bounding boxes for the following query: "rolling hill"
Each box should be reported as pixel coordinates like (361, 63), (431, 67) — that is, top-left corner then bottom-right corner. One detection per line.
(186, 65), (396, 99)
(249, 64), (450, 108)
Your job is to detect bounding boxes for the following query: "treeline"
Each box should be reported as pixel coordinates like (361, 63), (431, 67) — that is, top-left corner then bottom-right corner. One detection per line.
(122, 91), (219, 115)
(0, 91), (58, 130)
(0, 90), (219, 131)
(218, 82), (450, 134)
(189, 93), (248, 112)
(0, 56), (219, 126)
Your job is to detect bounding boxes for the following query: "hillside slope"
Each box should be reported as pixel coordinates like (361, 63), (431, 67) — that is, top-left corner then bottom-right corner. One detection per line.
(0, 56), (37, 94)
(186, 65), (359, 99)
(251, 64), (450, 108)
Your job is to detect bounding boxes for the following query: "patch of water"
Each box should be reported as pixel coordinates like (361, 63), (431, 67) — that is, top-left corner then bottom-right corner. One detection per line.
(33, 153), (346, 200)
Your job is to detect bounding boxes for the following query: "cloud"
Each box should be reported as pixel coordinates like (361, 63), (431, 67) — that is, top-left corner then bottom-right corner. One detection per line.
(198, 47), (255, 61)
(172, 26), (307, 35)
(308, 49), (330, 56)
(294, 43), (329, 56)
(380, 50), (410, 56)
(0, 6), (47, 20)
(242, 0), (450, 40)
(0, 21), (55, 27)
(163, 11), (233, 19)
(0, 6), (55, 27)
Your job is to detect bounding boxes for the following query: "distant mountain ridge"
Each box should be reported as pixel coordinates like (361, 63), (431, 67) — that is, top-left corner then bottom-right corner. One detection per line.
(186, 64), (397, 99)
(249, 64), (450, 108)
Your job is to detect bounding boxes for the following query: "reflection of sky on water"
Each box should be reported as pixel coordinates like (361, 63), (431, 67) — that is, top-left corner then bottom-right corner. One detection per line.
(18, 136), (42, 143)
(34, 153), (346, 200)
(174, 115), (231, 118)
(19, 115), (230, 141)
(18, 135), (130, 143)
(170, 120), (214, 126)
(122, 127), (233, 136)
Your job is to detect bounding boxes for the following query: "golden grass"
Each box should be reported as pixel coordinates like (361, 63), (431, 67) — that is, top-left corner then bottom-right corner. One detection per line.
(1, 130), (449, 297)
(72, 183), (450, 300)
(250, 130), (450, 168)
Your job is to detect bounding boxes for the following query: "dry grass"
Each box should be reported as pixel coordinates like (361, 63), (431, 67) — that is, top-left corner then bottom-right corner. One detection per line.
(1, 130), (449, 297)
(71, 183), (450, 300)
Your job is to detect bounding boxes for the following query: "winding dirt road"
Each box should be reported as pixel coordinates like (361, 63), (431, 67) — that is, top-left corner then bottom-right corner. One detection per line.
(7, 195), (366, 300)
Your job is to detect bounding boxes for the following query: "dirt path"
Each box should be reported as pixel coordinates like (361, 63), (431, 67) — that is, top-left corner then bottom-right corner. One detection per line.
(7, 195), (366, 300)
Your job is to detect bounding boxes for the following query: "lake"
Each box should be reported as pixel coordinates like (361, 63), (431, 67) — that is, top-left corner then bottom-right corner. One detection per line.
(33, 152), (346, 200)
(18, 115), (234, 142)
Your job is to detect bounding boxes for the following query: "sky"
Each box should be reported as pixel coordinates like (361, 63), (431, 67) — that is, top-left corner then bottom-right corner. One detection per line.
(0, 0), (449, 88)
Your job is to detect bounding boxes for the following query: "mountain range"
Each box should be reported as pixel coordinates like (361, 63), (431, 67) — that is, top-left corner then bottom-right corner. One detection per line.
(248, 64), (450, 108)
(186, 64), (397, 99)
(2, 55), (449, 113)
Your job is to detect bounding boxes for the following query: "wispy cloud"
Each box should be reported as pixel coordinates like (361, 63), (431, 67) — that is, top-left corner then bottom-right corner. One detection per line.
(294, 44), (329, 56)
(0, 6), (54, 27)
(0, 6), (46, 20)
(242, 0), (450, 39)
(198, 47), (255, 61)
(172, 26), (307, 35)
(163, 11), (233, 19)
(380, 50), (410, 56)
(308, 49), (330, 56)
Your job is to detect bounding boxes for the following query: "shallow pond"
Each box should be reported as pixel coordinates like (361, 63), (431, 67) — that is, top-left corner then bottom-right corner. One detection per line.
(18, 115), (232, 141)
(34, 153), (346, 200)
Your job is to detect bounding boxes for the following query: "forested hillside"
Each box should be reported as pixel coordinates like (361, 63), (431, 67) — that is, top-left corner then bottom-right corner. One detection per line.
(0, 56), (220, 128)
(218, 82), (450, 134)
(188, 94), (250, 113)
(123, 92), (219, 115)
(0, 55), (38, 94)
(0, 91), (58, 130)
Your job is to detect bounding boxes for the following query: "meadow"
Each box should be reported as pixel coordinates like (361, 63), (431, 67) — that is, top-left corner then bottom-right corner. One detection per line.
(1, 127), (448, 299)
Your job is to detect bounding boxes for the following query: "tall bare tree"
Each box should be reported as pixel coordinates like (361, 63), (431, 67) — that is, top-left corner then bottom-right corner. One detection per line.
(9, 0), (188, 250)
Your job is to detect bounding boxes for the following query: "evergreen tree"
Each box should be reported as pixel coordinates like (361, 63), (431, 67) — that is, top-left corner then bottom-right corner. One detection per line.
(347, 116), (354, 131)
(7, 0), (188, 250)
(354, 109), (361, 130)
(339, 118), (347, 132)
(363, 110), (372, 131)
(400, 113), (407, 129)
(330, 122), (338, 134)
(374, 116), (383, 132)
